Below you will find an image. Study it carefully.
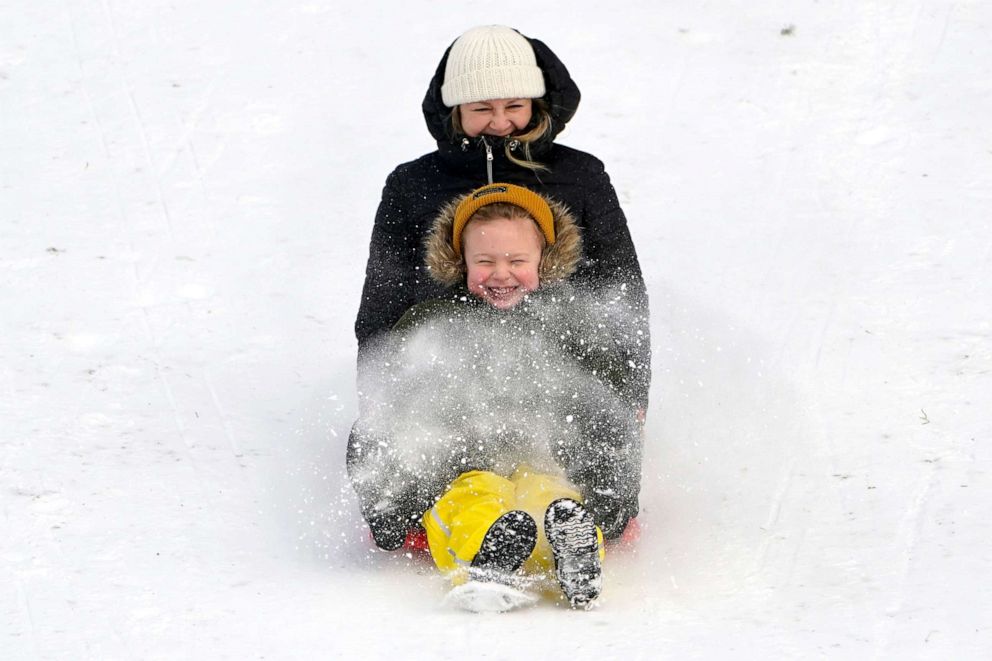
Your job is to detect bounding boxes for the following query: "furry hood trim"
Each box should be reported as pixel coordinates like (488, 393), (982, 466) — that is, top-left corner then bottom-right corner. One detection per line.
(424, 191), (582, 287)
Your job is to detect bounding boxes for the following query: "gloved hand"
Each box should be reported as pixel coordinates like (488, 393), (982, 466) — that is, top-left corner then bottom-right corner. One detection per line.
(366, 508), (413, 551)
(583, 490), (634, 540)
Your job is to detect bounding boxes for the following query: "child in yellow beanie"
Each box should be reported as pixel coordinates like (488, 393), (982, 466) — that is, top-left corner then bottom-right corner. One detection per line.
(349, 183), (646, 609)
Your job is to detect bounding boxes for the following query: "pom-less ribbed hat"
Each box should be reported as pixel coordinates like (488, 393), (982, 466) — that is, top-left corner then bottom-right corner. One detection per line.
(452, 183), (555, 255)
(441, 25), (546, 107)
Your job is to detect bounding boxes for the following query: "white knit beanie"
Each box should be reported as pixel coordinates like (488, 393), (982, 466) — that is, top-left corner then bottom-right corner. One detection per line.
(441, 25), (546, 107)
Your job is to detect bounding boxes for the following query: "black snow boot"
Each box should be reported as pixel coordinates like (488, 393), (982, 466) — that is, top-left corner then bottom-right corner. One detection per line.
(471, 510), (538, 578)
(545, 498), (602, 609)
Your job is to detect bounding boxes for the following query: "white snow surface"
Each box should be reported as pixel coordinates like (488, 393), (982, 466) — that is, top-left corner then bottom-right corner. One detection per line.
(2, 1), (989, 658)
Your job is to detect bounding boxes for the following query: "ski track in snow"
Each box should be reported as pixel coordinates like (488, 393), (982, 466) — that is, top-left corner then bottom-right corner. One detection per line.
(873, 464), (937, 658)
(2, 0), (991, 658)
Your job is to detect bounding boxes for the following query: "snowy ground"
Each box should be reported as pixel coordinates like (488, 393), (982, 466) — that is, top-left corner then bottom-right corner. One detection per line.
(2, 1), (990, 658)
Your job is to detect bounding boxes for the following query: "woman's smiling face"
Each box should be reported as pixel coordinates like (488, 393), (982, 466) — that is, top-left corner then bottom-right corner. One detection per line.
(458, 98), (533, 138)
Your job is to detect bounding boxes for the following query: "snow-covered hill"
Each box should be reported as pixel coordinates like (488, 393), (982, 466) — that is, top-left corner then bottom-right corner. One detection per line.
(2, 1), (989, 658)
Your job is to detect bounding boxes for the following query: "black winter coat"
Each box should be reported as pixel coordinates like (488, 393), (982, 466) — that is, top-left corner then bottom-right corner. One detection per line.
(355, 33), (651, 408)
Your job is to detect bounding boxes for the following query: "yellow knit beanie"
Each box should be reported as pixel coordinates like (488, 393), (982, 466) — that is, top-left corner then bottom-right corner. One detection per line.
(452, 184), (555, 255)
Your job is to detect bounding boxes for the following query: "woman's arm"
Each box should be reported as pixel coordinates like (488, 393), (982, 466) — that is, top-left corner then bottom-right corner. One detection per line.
(355, 170), (419, 356)
(573, 161), (652, 410)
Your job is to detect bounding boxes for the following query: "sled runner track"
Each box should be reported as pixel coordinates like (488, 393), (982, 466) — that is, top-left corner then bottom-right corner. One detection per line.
(69, 0), (149, 287)
(99, 0), (176, 242)
(979, 240), (992, 298)
(14, 579), (41, 660)
(872, 465), (938, 658)
(751, 455), (798, 579)
(931, 2), (953, 63)
(812, 296), (838, 373)
(65, 1), (110, 166)
(91, 0), (217, 214)
(75, 0), (212, 487)
(139, 308), (199, 465)
(204, 370), (244, 459)
(158, 81), (217, 185)
(66, 0), (194, 470)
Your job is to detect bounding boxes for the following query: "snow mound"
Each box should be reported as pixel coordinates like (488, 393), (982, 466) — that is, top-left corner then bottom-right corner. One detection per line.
(443, 580), (540, 613)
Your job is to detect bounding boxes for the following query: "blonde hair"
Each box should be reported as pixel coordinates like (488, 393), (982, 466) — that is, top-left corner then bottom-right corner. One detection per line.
(460, 203), (548, 255)
(424, 194), (582, 287)
(450, 99), (553, 173)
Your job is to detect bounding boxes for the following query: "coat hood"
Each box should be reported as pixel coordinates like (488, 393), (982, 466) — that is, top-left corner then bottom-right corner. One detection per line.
(421, 29), (582, 146)
(424, 191), (582, 287)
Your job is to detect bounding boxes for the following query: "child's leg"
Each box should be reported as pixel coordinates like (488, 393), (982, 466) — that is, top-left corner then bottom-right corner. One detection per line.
(422, 470), (518, 581)
(509, 465), (605, 573)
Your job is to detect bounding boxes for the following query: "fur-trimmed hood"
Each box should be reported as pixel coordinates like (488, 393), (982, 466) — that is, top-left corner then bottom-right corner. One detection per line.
(424, 192), (582, 287)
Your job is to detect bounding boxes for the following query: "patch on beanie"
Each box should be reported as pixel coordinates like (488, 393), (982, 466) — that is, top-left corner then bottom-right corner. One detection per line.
(473, 185), (508, 199)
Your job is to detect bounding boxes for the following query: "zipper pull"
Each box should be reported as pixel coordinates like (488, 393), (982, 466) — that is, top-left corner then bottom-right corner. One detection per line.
(483, 138), (494, 184)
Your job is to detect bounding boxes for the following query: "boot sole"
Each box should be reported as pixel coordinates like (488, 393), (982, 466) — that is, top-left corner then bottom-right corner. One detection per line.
(472, 510), (538, 575)
(545, 498), (602, 608)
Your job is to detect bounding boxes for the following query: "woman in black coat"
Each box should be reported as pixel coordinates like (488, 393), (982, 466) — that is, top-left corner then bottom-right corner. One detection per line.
(355, 25), (651, 413)
(351, 26), (651, 550)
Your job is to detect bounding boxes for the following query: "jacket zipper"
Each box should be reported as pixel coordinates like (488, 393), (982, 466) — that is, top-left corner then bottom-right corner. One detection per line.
(482, 137), (494, 184)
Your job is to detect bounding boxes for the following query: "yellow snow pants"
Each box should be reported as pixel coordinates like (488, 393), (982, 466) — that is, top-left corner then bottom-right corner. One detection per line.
(422, 466), (605, 583)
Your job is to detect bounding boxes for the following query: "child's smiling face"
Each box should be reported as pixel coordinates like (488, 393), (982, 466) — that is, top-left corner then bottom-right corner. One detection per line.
(462, 215), (543, 309)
